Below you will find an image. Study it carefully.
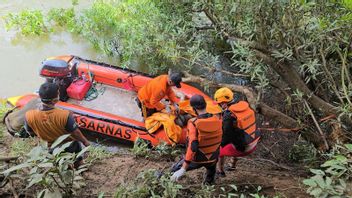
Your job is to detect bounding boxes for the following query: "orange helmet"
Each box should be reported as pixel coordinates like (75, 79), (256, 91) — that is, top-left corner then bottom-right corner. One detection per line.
(214, 87), (233, 103)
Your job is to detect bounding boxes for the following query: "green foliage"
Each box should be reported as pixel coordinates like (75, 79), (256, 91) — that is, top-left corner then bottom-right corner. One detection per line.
(289, 139), (317, 163)
(230, 41), (269, 89)
(0, 100), (11, 120)
(4, 10), (48, 35)
(86, 145), (113, 163)
(114, 169), (182, 198)
(0, 101), (11, 140)
(219, 184), (270, 198)
(71, 0), (79, 6)
(3, 135), (89, 197)
(303, 144), (352, 197)
(75, 0), (172, 69)
(47, 8), (77, 32)
(131, 138), (181, 160)
(10, 138), (37, 156)
(154, 141), (182, 160)
(194, 184), (215, 198)
(131, 138), (151, 158)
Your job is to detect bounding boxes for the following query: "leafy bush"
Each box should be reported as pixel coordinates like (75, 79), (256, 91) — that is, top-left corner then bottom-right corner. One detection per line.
(131, 138), (182, 160)
(218, 184), (271, 198)
(194, 184), (215, 198)
(131, 138), (151, 158)
(303, 144), (352, 197)
(4, 10), (49, 35)
(154, 141), (182, 160)
(115, 169), (182, 198)
(86, 144), (113, 163)
(2, 134), (89, 197)
(289, 139), (318, 164)
(10, 138), (37, 156)
(47, 8), (77, 32)
(0, 101), (11, 140)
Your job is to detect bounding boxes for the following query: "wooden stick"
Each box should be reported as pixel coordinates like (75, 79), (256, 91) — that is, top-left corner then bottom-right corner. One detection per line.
(238, 157), (293, 171)
(0, 156), (19, 162)
(303, 100), (329, 150)
(9, 178), (19, 198)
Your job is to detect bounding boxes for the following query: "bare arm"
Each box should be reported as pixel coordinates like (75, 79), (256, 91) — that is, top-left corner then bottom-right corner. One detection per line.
(71, 128), (90, 147)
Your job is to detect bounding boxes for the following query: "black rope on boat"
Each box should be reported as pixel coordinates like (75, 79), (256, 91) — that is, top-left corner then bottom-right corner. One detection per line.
(58, 105), (148, 132)
(73, 56), (155, 78)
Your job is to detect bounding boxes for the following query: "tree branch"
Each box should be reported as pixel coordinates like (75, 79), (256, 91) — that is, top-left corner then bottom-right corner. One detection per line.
(182, 72), (302, 129)
(304, 100), (329, 150)
(254, 49), (338, 115)
(256, 103), (299, 128)
(203, 5), (341, 119)
(178, 56), (249, 77)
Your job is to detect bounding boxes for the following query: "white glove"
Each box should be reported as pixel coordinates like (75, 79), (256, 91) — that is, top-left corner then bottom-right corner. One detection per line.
(165, 105), (172, 114)
(170, 168), (186, 182)
(173, 103), (180, 114)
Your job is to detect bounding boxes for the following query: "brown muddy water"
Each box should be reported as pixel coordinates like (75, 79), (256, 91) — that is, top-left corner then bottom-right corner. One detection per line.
(0, 0), (117, 98)
(0, 0), (132, 150)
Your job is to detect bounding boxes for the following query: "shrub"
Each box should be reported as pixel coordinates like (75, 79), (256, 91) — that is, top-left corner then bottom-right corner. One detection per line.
(289, 139), (317, 164)
(4, 10), (49, 35)
(115, 169), (182, 198)
(2, 134), (89, 197)
(131, 138), (182, 160)
(303, 144), (352, 197)
(86, 144), (113, 163)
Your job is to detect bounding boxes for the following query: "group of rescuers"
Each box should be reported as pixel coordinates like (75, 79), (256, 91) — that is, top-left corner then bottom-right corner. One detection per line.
(19, 72), (260, 184)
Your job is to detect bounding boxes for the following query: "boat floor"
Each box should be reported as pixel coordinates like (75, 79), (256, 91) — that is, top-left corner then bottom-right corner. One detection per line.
(68, 84), (144, 122)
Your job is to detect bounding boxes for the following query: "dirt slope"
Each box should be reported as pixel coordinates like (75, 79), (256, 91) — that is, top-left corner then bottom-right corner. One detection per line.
(0, 129), (309, 197)
(78, 153), (307, 197)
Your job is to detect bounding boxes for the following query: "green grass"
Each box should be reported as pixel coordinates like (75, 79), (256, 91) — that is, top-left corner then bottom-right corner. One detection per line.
(0, 101), (11, 140)
(10, 138), (37, 156)
(86, 145), (113, 163)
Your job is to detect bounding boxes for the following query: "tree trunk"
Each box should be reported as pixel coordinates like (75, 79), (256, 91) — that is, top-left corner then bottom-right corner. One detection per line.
(254, 50), (337, 115)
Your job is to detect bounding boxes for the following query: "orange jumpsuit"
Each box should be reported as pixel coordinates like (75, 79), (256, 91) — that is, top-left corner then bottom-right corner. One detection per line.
(137, 75), (178, 111)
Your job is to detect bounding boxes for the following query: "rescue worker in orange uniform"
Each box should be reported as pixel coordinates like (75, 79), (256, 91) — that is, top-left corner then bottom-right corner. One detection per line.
(170, 95), (222, 184)
(137, 73), (182, 118)
(214, 87), (261, 176)
(24, 82), (90, 167)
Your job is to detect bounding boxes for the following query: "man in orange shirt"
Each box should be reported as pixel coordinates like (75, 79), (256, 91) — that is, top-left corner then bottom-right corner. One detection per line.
(25, 82), (90, 167)
(137, 72), (182, 118)
(170, 95), (222, 184)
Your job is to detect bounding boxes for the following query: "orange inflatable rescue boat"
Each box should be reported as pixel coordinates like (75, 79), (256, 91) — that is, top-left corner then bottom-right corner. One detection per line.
(6, 56), (221, 146)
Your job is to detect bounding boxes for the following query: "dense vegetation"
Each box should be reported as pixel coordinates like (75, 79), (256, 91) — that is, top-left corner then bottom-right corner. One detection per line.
(2, 0), (352, 197)
(5, 0), (352, 149)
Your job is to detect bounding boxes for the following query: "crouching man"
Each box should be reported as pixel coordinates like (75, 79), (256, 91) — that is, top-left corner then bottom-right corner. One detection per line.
(25, 82), (90, 167)
(137, 72), (182, 119)
(170, 95), (222, 184)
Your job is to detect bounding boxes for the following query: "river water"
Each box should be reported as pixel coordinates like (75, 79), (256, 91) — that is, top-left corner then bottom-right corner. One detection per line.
(0, 0), (117, 98)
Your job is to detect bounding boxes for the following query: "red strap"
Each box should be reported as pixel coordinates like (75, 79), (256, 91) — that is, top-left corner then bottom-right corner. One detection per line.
(258, 127), (301, 132)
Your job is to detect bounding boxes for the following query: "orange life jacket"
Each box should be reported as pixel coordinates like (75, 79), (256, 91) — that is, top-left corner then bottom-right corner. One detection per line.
(228, 101), (260, 144)
(192, 115), (222, 163)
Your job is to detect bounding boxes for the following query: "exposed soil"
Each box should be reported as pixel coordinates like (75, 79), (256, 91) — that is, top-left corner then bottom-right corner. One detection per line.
(0, 128), (310, 198)
(76, 129), (309, 197)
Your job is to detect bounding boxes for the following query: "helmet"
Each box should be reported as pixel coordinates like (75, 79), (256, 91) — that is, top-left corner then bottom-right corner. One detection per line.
(190, 94), (206, 110)
(214, 87), (233, 103)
